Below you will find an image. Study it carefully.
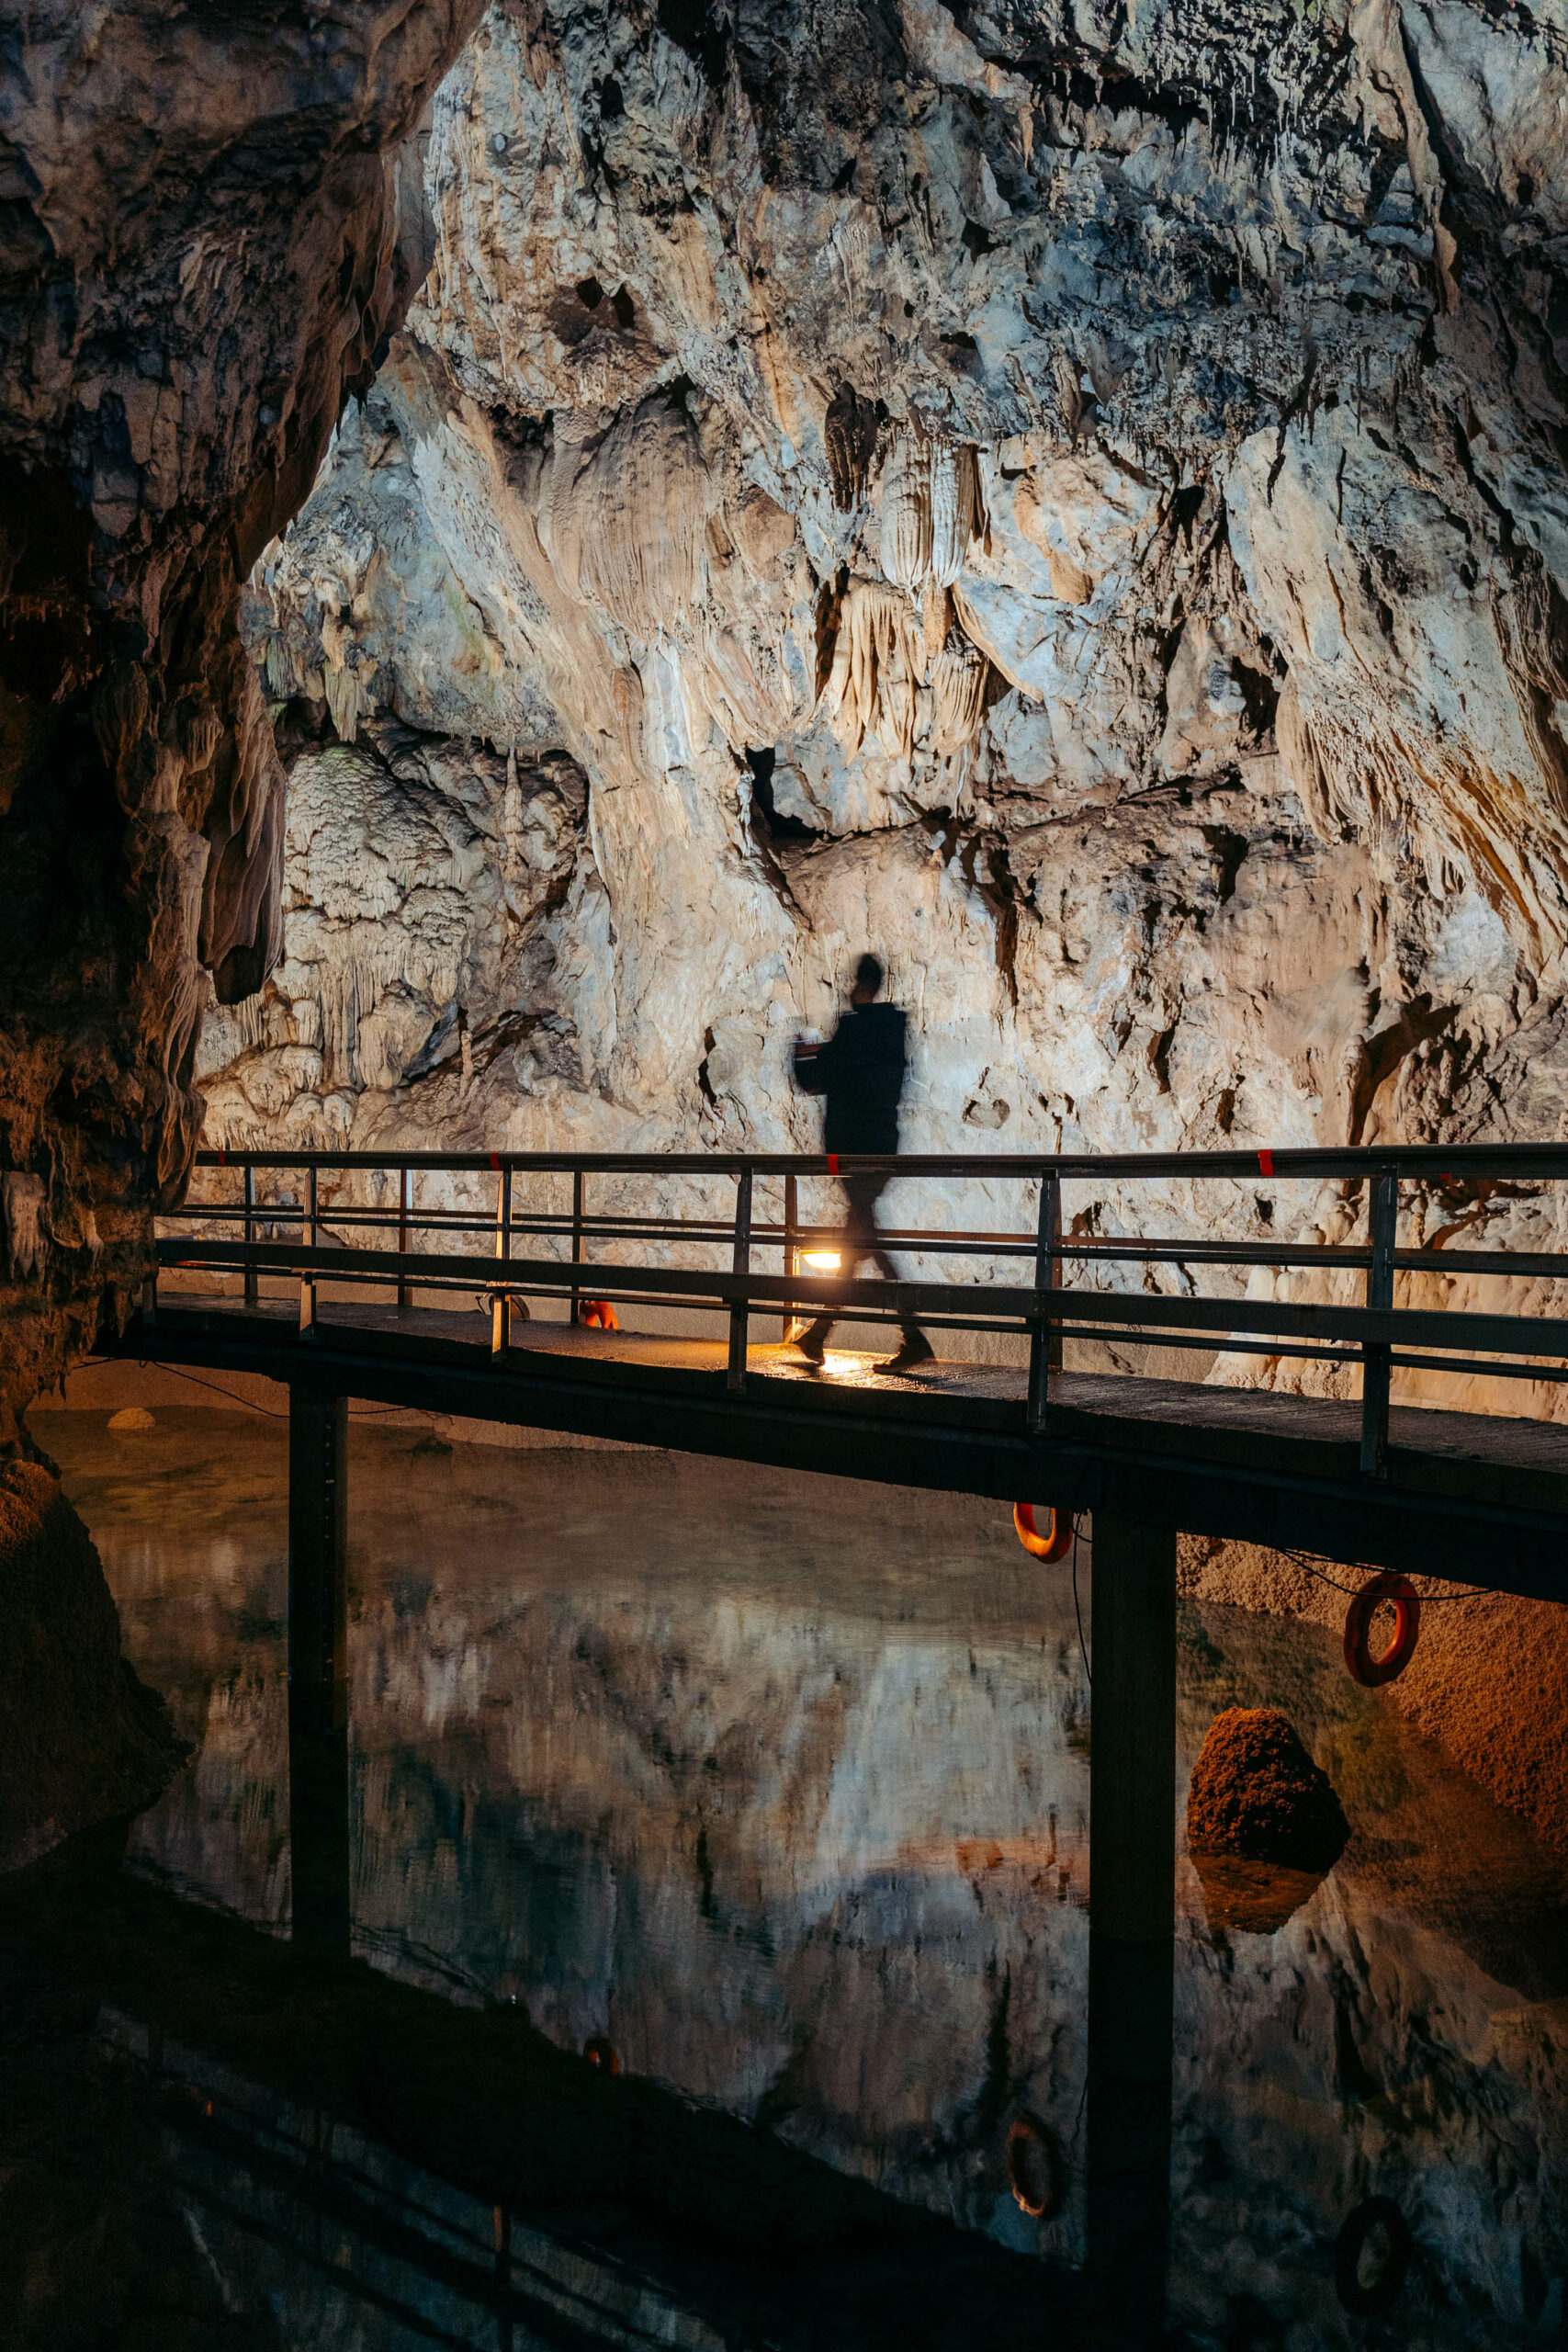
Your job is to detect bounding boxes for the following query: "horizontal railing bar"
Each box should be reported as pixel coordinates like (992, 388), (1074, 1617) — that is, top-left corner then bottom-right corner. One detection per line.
(165, 1252), (1568, 1376)
(187, 1144), (1568, 1182)
(149, 1261), (1357, 1362)
(153, 1238), (1568, 1358)
(1387, 1350), (1568, 1384)
(157, 1207), (1568, 1280)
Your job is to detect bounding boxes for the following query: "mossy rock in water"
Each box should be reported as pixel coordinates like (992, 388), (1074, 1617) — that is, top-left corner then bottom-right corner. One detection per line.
(1187, 1706), (1349, 1873)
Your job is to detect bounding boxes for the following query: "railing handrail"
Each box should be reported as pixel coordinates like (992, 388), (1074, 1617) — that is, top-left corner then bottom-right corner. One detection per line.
(148, 1137), (1568, 1480)
(186, 1143), (1568, 1182)
(152, 1231), (1568, 1351)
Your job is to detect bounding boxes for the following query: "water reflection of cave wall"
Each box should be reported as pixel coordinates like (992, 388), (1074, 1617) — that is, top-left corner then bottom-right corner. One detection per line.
(62, 1419), (1568, 2333)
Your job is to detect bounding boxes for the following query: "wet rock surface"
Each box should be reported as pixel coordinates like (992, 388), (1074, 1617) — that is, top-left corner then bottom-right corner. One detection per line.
(0, 1462), (186, 1872)
(1186, 1702), (1351, 1871)
(1180, 1533), (1568, 1863)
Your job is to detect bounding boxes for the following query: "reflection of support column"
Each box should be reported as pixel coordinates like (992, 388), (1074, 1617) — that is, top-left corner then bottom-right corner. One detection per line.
(1087, 1513), (1175, 2335)
(288, 1385), (350, 1962)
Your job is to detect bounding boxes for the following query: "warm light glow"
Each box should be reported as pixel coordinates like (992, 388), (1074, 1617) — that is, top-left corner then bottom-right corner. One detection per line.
(802, 1250), (841, 1271)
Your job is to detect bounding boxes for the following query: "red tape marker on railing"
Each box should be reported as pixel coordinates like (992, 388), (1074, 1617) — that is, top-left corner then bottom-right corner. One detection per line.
(217, 1148), (228, 1167)
(827, 1153), (839, 1175)
(489, 1153), (501, 1171)
(1258, 1149), (1274, 1177)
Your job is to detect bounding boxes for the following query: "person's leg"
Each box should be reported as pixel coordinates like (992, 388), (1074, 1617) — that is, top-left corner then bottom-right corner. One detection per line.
(795, 1178), (878, 1362)
(795, 1179), (861, 1361)
(859, 1173), (933, 1368)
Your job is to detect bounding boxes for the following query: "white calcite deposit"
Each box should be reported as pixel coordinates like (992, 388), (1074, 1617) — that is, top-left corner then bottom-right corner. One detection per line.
(196, 0), (1568, 1410)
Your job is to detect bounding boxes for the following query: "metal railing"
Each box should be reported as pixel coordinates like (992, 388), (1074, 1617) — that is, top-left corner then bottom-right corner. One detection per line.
(150, 1141), (1568, 1477)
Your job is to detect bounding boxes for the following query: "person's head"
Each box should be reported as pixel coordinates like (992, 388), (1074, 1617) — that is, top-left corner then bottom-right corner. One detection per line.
(851, 952), (884, 1005)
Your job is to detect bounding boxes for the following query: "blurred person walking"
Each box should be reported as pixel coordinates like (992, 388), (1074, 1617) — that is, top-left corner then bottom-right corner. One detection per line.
(790, 954), (934, 1374)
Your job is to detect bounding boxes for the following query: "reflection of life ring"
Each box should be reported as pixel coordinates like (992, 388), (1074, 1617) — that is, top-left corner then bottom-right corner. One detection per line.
(1335, 2196), (1412, 2314)
(581, 1300), (619, 1331)
(1006, 2114), (1066, 2218)
(583, 2036), (621, 2075)
(1343, 1573), (1421, 1687)
(1014, 1503), (1074, 1562)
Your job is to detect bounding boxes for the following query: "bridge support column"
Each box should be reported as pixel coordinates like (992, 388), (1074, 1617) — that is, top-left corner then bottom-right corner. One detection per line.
(288, 1385), (350, 1961)
(1086, 1513), (1175, 2334)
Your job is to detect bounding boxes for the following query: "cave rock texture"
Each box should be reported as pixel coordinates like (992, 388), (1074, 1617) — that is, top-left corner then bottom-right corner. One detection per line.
(174, 0), (1568, 1411)
(0, 0), (483, 1448)
(0, 1463), (185, 1871)
(5, 0), (1568, 1420)
(1186, 1703), (1351, 1871)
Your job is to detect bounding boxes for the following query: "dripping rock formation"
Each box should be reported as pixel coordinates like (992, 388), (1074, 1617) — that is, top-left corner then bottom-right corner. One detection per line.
(192, 0), (1568, 1422)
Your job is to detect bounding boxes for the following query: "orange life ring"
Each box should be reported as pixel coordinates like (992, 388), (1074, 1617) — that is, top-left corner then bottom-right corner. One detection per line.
(583, 2036), (620, 2074)
(1343, 1572), (1421, 1687)
(1006, 2114), (1066, 2218)
(1014, 1502), (1074, 1562)
(581, 1299), (619, 1331)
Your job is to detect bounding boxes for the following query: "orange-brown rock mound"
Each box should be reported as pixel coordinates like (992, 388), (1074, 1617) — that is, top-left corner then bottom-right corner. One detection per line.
(1186, 1706), (1349, 1873)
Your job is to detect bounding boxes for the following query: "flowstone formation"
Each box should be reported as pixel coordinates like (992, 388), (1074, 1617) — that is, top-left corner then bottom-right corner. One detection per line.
(0, 0), (483, 1450)
(194, 0), (1568, 1400)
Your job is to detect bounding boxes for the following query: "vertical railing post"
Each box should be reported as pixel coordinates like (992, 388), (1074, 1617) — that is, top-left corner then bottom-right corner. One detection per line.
(570, 1169), (584, 1326)
(783, 1170), (800, 1343)
(397, 1165), (411, 1311)
(300, 1163), (318, 1335)
(1027, 1167), (1062, 1436)
(243, 1163), (259, 1309)
(728, 1164), (753, 1394)
(492, 1160), (512, 1357)
(1360, 1167), (1397, 1478)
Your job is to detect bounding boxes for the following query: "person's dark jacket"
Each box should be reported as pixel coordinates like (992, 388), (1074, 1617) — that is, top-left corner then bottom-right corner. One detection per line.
(793, 1001), (908, 1155)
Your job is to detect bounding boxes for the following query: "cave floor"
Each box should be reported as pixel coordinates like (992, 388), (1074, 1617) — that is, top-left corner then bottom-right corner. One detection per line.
(130, 1287), (1568, 1597)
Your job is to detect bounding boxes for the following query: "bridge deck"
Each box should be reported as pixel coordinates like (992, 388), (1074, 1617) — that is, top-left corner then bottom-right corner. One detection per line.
(122, 1292), (1568, 1600)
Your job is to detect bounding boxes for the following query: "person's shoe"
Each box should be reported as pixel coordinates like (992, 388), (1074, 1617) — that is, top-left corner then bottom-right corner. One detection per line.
(881, 1331), (935, 1374)
(795, 1326), (829, 1367)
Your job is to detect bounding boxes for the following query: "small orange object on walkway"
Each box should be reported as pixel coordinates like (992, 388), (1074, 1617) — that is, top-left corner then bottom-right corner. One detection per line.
(581, 1299), (619, 1331)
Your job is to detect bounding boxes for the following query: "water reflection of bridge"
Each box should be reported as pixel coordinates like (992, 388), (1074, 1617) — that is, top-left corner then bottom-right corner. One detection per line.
(102, 1138), (1568, 2337)
(13, 1860), (1082, 2352)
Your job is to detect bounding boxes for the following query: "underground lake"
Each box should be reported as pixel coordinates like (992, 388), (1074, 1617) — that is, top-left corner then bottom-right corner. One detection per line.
(1, 1403), (1562, 2350)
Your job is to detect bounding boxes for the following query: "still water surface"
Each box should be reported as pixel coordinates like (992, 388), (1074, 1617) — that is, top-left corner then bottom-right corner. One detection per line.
(19, 1406), (1568, 2348)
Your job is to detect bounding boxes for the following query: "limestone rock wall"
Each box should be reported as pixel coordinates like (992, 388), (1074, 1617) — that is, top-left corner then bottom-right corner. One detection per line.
(199, 0), (1568, 1397)
(0, 0), (484, 1448)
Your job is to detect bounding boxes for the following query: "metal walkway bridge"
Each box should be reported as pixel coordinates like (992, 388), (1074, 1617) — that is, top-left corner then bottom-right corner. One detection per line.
(118, 1138), (1568, 1600)
(101, 1135), (1568, 2331)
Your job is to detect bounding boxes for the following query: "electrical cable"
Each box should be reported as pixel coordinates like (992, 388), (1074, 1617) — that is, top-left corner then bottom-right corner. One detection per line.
(132, 1360), (404, 1421)
(1270, 1542), (1491, 1605)
(1071, 1513), (1091, 1688)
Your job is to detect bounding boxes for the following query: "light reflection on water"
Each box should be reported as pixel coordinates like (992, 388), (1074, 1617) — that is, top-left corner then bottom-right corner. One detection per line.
(40, 1406), (1568, 2346)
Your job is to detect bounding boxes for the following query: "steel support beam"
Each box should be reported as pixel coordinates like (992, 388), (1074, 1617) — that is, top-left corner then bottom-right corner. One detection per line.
(288, 1385), (350, 1960)
(1086, 1513), (1176, 2337)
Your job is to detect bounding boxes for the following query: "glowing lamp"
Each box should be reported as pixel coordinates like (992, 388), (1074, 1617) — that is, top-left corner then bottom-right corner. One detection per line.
(802, 1250), (841, 1271)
